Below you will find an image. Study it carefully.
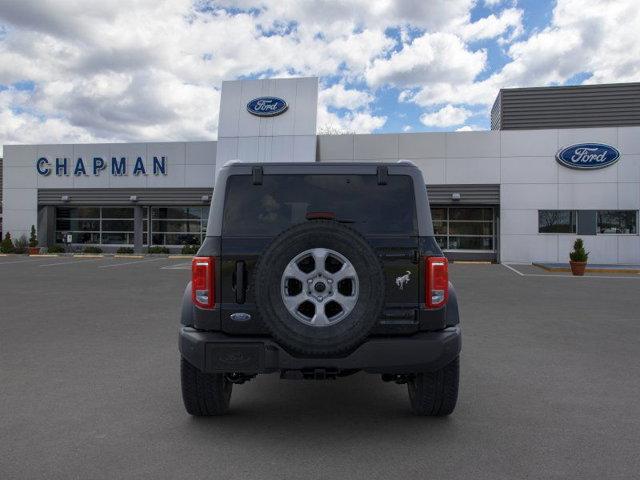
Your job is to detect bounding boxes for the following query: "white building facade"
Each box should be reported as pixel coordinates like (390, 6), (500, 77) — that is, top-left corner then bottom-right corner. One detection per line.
(2, 77), (639, 264)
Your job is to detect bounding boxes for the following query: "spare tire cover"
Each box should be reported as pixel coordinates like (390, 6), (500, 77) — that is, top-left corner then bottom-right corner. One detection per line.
(253, 220), (385, 356)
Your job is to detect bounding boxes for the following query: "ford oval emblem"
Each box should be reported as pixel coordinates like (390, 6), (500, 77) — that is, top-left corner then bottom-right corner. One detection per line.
(247, 97), (288, 117)
(556, 143), (620, 170)
(230, 312), (252, 322)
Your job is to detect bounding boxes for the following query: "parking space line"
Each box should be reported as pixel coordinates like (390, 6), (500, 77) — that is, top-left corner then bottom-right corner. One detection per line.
(503, 263), (640, 280)
(39, 258), (103, 267)
(161, 262), (191, 270)
(502, 263), (524, 276)
(98, 257), (165, 269)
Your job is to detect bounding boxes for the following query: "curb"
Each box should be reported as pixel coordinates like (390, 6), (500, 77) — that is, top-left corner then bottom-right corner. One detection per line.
(533, 263), (640, 275)
(72, 254), (104, 258)
(114, 254), (145, 259)
(168, 255), (194, 259)
(30, 254), (59, 257)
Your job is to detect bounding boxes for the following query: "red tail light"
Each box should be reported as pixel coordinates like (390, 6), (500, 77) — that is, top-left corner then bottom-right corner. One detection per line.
(425, 256), (448, 309)
(192, 256), (215, 309)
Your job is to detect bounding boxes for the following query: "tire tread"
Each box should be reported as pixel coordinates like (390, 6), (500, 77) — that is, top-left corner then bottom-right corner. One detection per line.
(181, 357), (232, 416)
(408, 356), (459, 416)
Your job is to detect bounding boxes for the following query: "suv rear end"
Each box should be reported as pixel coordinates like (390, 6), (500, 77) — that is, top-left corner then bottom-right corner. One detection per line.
(179, 162), (461, 416)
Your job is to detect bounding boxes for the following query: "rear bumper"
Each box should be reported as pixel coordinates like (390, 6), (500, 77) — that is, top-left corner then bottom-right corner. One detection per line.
(179, 326), (461, 375)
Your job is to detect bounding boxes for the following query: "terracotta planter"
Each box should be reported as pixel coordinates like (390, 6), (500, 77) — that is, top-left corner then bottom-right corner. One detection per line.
(28, 246), (40, 255)
(569, 261), (587, 276)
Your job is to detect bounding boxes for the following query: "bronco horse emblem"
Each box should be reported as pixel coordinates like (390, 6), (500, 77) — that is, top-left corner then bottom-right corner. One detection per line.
(395, 271), (411, 290)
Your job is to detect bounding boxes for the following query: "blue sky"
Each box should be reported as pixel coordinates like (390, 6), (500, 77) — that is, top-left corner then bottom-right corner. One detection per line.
(0, 0), (638, 150)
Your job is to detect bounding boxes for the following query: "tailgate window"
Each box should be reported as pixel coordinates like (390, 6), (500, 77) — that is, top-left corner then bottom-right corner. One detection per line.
(222, 174), (417, 236)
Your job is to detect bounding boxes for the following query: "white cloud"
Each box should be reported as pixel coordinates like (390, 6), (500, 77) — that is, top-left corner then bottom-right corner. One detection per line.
(402, 125), (413, 132)
(0, 0), (638, 148)
(317, 105), (386, 134)
(458, 7), (523, 42)
(366, 32), (486, 88)
(403, 0), (640, 111)
(456, 125), (484, 131)
(484, 0), (506, 7)
(420, 105), (472, 127)
(319, 84), (373, 110)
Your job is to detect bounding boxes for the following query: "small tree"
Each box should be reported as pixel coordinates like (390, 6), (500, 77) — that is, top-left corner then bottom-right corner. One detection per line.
(569, 238), (589, 262)
(29, 225), (38, 248)
(1, 232), (15, 253)
(14, 235), (28, 254)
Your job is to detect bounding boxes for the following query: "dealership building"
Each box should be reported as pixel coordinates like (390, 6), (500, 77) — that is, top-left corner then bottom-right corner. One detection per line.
(1, 78), (639, 263)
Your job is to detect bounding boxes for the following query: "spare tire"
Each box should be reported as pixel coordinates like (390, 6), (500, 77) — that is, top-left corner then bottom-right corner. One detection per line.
(253, 220), (385, 356)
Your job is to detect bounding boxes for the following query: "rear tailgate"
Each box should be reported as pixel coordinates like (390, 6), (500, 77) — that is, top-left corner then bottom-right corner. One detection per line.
(218, 171), (422, 336)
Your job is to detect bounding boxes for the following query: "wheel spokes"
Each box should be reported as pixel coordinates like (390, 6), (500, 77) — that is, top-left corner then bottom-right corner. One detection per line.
(334, 293), (357, 312)
(282, 262), (306, 282)
(333, 262), (356, 282)
(281, 292), (307, 311)
(310, 248), (329, 274)
(310, 308), (331, 326)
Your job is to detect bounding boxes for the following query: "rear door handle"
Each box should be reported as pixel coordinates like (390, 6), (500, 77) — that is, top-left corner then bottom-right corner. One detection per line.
(235, 261), (246, 304)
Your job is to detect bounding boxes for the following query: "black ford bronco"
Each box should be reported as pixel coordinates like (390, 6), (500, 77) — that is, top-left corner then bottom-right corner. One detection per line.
(179, 161), (461, 416)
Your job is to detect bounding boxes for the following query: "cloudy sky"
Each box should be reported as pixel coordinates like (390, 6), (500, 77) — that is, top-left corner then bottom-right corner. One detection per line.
(0, 0), (638, 153)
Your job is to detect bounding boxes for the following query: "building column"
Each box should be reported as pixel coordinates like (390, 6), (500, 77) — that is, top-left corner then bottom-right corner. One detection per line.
(133, 206), (144, 253)
(37, 206), (56, 247)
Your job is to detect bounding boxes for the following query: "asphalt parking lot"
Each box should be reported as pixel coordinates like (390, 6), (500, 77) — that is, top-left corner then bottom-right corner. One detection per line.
(1, 256), (639, 479)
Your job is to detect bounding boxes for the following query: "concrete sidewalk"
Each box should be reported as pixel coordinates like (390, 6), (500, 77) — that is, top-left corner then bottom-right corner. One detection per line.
(533, 262), (640, 274)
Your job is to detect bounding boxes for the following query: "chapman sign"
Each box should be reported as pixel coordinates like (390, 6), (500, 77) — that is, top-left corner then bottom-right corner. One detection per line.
(556, 143), (620, 170)
(246, 96), (288, 117)
(36, 156), (168, 177)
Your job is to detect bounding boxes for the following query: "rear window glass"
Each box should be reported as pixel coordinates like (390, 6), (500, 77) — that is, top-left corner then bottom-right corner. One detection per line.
(222, 174), (417, 236)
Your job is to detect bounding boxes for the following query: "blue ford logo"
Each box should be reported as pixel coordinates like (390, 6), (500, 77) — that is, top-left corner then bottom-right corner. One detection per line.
(247, 96), (288, 117)
(556, 143), (620, 170)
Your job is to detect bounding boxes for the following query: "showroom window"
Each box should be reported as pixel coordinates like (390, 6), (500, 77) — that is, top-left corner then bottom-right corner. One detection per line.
(431, 207), (494, 251)
(150, 206), (209, 246)
(597, 210), (638, 234)
(56, 207), (142, 244)
(538, 210), (577, 233)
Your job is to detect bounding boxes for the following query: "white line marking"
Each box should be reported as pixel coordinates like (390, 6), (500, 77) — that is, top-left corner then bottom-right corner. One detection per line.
(98, 257), (165, 269)
(502, 263), (524, 276)
(39, 258), (103, 267)
(161, 262), (191, 270)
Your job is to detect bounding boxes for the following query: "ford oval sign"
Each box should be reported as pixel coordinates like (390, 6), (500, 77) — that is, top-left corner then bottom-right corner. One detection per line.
(556, 143), (620, 170)
(247, 97), (288, 117)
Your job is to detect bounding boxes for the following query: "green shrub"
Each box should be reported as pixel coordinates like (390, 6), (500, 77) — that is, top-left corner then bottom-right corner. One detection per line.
(14, 235), (29, 254)
(181, 244), (200, 255)
(47, 244), (65, 254)
(116, 247), (135, 254)
(29, 225), (38, 248)
(148, 246), (170, 254)
(1, 233), (15, 253)
(83, 246), (103, 254)
(569, 238), (589, 262)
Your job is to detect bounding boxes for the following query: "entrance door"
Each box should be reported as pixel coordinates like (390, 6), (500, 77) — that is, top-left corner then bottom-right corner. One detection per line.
(431, 206), (497, 261)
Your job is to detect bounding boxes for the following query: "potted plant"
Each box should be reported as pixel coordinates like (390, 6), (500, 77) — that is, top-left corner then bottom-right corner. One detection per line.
(569, 238), (589, 276)
(28, 225), (40, 254)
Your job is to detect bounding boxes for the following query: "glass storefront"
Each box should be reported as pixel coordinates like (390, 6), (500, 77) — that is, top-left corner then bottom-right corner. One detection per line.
(56, 207), (142, 245)
(431, 207), (495, 252)
(150, 206), (209, 246)
(55, 206), (209, 246)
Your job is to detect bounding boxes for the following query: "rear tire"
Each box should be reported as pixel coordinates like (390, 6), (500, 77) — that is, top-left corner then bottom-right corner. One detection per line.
(181, 357), (232, 416)
(407, 357), (459, 416)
